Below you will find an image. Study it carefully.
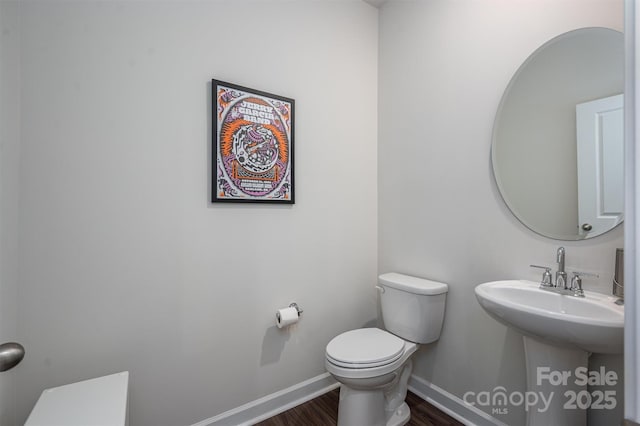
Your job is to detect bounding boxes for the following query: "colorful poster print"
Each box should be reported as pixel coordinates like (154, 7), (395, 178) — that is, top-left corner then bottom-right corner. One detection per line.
(212, 79), (295, 203)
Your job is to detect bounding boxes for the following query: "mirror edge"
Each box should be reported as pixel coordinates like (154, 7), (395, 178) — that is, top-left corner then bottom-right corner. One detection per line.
(490, 26), (624, 241)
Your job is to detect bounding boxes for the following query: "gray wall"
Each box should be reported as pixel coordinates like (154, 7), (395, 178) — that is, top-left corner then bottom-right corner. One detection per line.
(11, 2), (378, 425)
(378, 0), (624, 425)
(0, 2), (21, 425)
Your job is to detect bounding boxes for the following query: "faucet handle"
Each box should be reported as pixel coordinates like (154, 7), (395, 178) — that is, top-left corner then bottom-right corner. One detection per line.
(569, 271), (598, 297)
(570, 273), (584, 297)
(530, 265), (553, 287)
(569, 270), (599, 279)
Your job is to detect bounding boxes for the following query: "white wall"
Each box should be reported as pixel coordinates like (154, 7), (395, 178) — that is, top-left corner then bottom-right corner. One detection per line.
(14, 1), (378, 425)
(626, 0), (640, 420)
(378, 1), (624, 425)
(0, 2), (22, 425)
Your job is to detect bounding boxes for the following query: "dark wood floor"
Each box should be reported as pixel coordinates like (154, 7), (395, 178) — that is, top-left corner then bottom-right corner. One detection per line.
(255, 388), (465, 426)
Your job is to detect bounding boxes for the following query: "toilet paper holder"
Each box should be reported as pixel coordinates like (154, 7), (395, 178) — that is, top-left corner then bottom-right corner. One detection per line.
(275, 302), (303, 329)
(276, 302), (303, 319)
(287, 302), (303, 317)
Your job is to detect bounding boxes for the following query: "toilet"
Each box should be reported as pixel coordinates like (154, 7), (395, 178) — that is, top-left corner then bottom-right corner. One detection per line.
(325, 272), (448, 426)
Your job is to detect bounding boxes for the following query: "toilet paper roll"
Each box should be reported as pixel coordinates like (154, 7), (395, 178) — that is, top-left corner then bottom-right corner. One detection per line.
(276, 307), (299, 329)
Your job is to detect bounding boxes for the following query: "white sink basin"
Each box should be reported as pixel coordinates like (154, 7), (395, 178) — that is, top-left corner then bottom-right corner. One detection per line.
(475, 280), (623, 354)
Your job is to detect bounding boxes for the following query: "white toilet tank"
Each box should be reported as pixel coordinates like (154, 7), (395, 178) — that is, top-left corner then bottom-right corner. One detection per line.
(25, 371), (129, 426)
(378, 272), (448, 344)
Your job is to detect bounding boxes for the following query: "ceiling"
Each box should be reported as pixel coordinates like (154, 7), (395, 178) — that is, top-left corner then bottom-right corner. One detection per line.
(362, 0), (387, 8)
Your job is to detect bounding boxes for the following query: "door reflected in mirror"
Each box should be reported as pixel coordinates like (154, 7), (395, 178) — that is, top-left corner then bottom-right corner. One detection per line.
(492, 27), (623, 240)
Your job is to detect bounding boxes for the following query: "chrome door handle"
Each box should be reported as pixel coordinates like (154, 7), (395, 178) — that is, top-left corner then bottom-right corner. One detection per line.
(0, 342), (25, 372)
(582, 223), (593, 231)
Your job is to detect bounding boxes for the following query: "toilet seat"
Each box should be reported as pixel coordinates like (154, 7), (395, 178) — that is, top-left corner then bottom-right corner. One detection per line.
(326, 328), (406, 369)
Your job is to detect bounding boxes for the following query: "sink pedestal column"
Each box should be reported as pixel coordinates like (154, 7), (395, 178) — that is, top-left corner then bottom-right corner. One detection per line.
(523, 336), (588, 426)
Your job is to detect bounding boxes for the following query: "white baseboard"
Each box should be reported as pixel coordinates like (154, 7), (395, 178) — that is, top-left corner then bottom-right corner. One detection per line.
(408, 375), (508, 426)
(190, 373), (339, 426)
(191, 372), (507, 426)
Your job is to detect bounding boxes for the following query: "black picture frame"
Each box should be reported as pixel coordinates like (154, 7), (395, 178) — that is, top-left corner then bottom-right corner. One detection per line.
(212, 79), (295, 204)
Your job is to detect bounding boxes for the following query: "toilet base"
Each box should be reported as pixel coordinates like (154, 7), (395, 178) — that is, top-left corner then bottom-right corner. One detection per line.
(335, 359), (414, 426)
(336, 387), (410, 426)
(387, 402), (410, 426)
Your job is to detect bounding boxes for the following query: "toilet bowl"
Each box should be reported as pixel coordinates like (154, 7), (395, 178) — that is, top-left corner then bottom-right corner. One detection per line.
(325, 273), (448, 426)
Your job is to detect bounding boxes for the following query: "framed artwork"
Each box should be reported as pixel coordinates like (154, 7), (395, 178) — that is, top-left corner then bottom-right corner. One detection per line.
(212, 79), (295, 203)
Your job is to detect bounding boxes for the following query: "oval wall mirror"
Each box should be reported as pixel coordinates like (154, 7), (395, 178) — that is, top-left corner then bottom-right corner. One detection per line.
(492, 27), (624, 240)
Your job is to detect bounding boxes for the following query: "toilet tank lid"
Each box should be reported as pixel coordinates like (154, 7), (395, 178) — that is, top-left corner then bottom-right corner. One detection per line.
(378, 272), (448, 295)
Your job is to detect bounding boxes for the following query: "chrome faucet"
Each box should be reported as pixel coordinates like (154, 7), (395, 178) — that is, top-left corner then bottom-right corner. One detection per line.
(530, 247), (598, 297)
(556, 247), (567, 289)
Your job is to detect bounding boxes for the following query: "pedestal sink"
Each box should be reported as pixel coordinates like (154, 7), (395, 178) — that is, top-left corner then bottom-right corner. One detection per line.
(475, 280), (624, 426)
